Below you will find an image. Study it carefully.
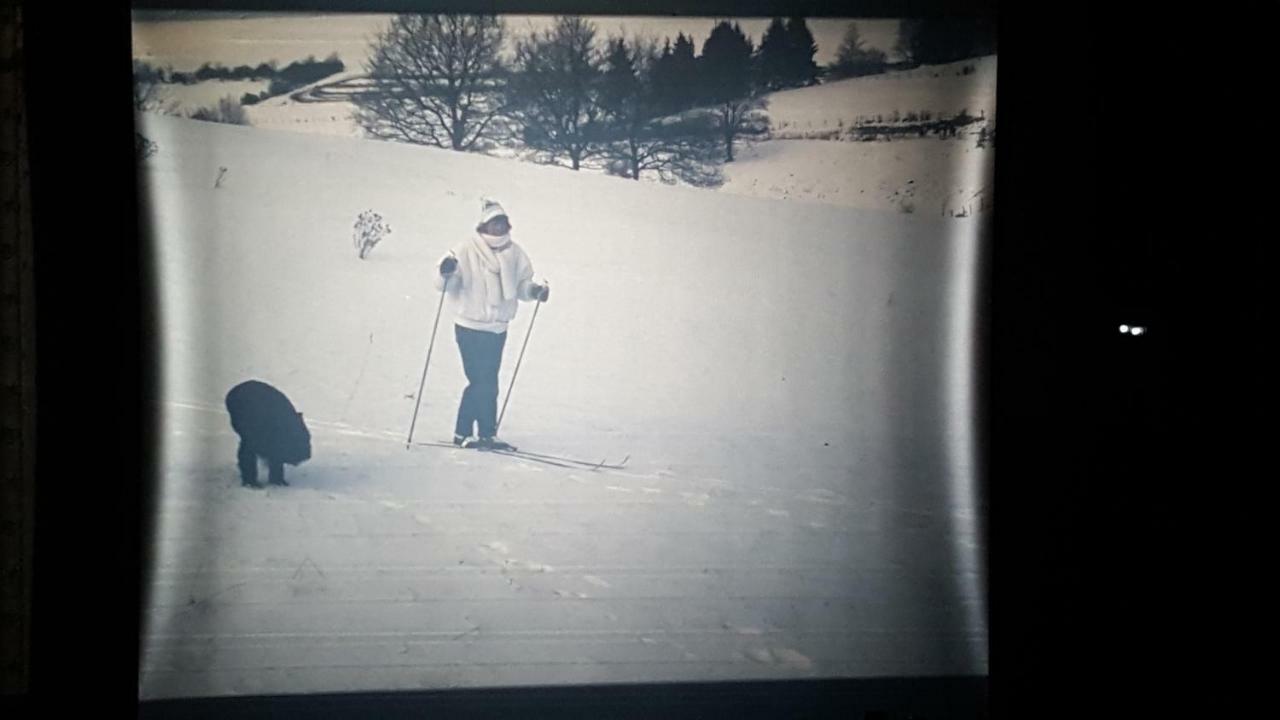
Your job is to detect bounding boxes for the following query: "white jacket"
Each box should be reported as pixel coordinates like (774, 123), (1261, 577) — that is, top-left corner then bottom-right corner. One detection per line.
(433, 236), (538, 334)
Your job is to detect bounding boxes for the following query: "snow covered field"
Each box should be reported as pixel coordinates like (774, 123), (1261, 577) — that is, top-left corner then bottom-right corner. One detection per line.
(133, 12), (989, 700)
(148, 79), (271, 116)
(766, 57), (997, 134)
(137, 111), (986, 698)
(724, 133), (992, 216)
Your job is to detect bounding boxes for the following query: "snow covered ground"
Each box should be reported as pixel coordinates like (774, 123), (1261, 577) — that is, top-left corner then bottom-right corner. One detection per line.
(136, 110), (986, 698)
(723, 134), (992, 216)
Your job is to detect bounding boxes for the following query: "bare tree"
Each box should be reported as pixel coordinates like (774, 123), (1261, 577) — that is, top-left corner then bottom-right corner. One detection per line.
(353, 14), (507, 151)
(133, 79), (159, 111)
(606, 117), (723, 186)
(133, 60), (180, 114)
(190, 96), (249, 126)
(509, 16), (607, 171)
(710, 97), (768, 163)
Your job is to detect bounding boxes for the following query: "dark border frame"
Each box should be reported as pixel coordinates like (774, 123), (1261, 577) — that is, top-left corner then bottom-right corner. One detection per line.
(15, 0), (1171, 717)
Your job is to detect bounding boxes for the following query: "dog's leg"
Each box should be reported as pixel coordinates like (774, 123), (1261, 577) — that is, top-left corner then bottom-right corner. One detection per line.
(268, 460), (288, 487)
(238, 441), (263, 488)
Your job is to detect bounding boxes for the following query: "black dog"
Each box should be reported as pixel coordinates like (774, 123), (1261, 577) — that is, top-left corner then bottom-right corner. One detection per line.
(225, 380), (311, 488)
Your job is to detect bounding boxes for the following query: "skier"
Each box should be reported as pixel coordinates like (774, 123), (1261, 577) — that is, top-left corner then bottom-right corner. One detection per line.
(434, 198), (550, 450)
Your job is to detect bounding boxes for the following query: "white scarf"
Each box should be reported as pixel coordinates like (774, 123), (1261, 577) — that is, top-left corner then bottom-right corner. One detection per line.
(471, 232), (520, 304)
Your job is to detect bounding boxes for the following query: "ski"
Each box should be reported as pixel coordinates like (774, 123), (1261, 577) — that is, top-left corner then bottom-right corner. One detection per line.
(491, 447), (630, 470)
(413, 441), (578, 469)
(415, 441), (629, 470)
(480, 448), (578, 469)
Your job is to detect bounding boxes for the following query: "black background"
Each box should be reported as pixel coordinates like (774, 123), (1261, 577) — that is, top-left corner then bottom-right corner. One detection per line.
(12, 0), (1192, 717)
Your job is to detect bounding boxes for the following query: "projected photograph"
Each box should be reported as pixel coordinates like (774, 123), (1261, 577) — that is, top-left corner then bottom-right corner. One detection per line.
(133, 10), (995, 698)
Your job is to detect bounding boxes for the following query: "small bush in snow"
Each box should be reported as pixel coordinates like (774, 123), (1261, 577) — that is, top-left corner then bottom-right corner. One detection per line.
(353, 210), (391, 259)
(135, 132), (158, 161)
(190, 96), (249, 125)
(977, 123), (996, 148)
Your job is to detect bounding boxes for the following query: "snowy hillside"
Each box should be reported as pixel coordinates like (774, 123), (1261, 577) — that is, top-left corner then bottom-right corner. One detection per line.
(766, 57), (997, 135)
(134, 15), (993, 215)
(234, 56), (998, 214)
(243, 70), (367, 138)
(727, 57), (995, 214)
(723, 139), (992, 216)
(137, 95), (985, 696)
(149, 79), (272, 116)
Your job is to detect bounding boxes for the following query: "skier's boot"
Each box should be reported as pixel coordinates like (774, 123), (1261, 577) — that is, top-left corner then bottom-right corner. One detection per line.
(478, 436), (515, 451)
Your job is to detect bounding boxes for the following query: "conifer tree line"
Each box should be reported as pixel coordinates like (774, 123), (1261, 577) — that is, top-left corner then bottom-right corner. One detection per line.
(349, 15), (995, 183)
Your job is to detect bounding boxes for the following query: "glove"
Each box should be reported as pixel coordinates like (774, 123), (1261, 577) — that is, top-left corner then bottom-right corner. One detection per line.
(531, 283), (550, 302)
(439, 256), (458, 275)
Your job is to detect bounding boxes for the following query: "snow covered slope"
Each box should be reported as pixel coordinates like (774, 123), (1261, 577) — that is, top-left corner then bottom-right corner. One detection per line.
(137, 101), (985, 697)
(766, 57), (997, 133)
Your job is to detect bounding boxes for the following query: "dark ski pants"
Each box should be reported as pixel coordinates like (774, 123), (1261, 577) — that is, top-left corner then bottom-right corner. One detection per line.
(454, 324), (508, 439)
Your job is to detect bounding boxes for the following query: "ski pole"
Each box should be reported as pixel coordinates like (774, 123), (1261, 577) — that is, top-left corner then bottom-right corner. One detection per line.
(496, 289), (544, 434)
(406, 281), (450, 449)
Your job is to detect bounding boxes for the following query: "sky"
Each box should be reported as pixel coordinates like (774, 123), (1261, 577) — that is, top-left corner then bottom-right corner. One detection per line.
(131, 12), (904, 71)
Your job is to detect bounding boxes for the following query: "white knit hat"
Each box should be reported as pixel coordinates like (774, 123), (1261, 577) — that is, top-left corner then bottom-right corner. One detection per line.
(479, 197), (508, 225)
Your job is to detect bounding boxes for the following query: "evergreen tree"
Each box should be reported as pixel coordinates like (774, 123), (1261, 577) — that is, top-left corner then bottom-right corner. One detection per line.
(597, 35), (723, 185)
(783, 16), (819, 87)
(756, 18), (790, 91)
(700, 21), (754, 103)
(669, 32), (699, 110)
(897, 17), (996, 66)
(699, 21), (766, 162)
(830, 22), (888, 79)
